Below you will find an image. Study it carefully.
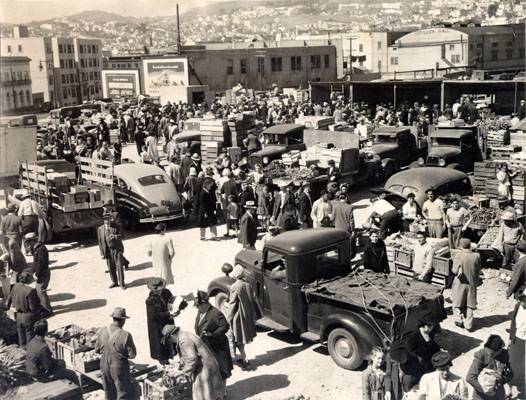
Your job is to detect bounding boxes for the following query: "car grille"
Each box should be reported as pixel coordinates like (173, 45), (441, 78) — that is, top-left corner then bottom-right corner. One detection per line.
(427, 156), (440, 165)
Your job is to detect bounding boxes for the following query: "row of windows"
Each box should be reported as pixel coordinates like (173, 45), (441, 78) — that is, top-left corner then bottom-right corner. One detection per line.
(60, 84), (100, 100)
(3, 71), (30, 81)
(226, 54), (331, 75)
(5, 44), (23, 53)
(58, 44), (74, 54)
(60, 59), (74, 69)
(79, 44), (99, 54)
(112, 62), (140, 69)
(80, 58), (100, 68)
(5, 89), (31, 108)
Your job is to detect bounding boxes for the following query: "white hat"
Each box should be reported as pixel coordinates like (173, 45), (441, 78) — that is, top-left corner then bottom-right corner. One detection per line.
(232, 264), (244, 279)
(191, 153), (201, 161)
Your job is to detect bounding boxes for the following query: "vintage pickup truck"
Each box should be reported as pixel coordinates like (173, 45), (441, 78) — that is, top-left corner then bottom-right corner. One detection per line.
(207, 229), (445, 370)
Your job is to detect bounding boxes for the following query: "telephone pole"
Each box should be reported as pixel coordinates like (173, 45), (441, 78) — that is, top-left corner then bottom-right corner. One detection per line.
(176, 4), (182, 55)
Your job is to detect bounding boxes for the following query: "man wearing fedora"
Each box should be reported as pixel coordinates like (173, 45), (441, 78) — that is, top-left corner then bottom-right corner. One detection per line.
(238, 201), (258, 250)
(417, 351), (468, 400)
(492, 208), (524, 269)
(98, 213), (126, 290)
(95, 308), (136, 400)
(190, 153), (202, 175)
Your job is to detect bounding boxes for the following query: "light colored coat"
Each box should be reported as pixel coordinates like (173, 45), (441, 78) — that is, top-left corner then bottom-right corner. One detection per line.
(147, 235), (175, 285)
(451, 249), (481, 309)
(226, 279), (257, 345)
(417, 370), (468, 400)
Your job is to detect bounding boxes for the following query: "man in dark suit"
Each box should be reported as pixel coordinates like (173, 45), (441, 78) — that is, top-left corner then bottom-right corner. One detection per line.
(327, 159), (342, 183)
(194, 290), (233, 383)
(98, 214), (126, 289)
(238, 201), (258, 250)
(297, 183), (313, 228)
(507, 240), (526, 299)
(221, 172), (239, 202)
(272, 182), (297, 229)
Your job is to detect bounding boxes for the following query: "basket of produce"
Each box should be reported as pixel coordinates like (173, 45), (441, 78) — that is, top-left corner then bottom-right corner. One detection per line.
(468, 208), (499, 231)
(74, 349), (101, 373)
(143, 364), (192, 400)
(48, 325), (98, 367)
(0, 339), (32, 397)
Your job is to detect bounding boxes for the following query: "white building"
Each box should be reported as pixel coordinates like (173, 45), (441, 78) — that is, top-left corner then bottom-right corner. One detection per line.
(0, 56), (33, 114)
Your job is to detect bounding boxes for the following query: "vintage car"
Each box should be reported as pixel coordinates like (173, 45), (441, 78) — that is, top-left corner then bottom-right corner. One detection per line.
(208, 229), (445, 370)
(114, 163), (183, 229)
(250, 124), (307, 166)
(384, 166), (472, 207)
(370, 126), (419, 177)
(412, 128), (481, 172)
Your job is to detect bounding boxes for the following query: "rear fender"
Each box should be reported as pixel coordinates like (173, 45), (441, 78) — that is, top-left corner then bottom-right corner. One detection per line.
(320, 313), (383, 354)
(207, 275), (235, 297)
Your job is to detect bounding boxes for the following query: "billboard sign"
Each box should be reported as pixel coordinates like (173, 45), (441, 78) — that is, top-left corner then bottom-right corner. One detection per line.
(102, 70), (140, 99)
(142, 58), (189, 96)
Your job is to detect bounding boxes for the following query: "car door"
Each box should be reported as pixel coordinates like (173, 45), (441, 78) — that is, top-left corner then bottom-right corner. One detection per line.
(262, 249), (292, 329)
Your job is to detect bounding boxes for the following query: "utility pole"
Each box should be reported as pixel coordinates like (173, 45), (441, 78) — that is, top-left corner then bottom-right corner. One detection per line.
(176, 4), (182, 55)
(349, 37), (353, 82)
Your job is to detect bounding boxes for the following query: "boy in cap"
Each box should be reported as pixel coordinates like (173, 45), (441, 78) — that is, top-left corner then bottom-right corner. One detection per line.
(95, 308), (136, 400)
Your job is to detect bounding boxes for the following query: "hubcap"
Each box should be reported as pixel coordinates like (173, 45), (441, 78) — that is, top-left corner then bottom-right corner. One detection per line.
(335, 338), (352, 358)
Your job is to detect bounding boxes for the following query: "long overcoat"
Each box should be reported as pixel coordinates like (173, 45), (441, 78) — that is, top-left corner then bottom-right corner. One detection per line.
(238, 213), (257, 247)
(451, 249), (481, 309)
(196, 188), (217, 228)
(146, 288), (175, 362)
(226, 279), (258, 345)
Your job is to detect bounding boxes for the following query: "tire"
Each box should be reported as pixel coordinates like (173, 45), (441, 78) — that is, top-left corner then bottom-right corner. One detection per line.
(327, 328), (362, 370)
(214, 291), (229, 315)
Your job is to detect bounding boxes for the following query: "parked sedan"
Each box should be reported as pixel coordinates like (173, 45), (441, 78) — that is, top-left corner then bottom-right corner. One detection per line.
(114, 163), (183, 229)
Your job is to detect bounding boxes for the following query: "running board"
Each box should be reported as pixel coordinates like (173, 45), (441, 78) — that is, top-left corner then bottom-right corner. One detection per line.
(300, 332), (321, 342)
(256, 317), (289, 332)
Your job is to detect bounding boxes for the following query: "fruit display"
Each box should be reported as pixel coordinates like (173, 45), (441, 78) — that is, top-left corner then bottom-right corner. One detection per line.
(263, 160), (316, 183)
(49, 325), (98, 349)
(77, 349), (100, 362)
(263, 160), (287, 178)
(477, 226), (500, 248)
(469, 208), (500, 228)
(0, 339), (32, 395)
(144, 363), (192, 400)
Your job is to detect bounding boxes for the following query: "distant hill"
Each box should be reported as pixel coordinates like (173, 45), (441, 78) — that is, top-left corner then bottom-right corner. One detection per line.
(63, 10), (139, 23)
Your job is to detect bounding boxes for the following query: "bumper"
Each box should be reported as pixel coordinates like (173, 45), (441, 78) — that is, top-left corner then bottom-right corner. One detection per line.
(139, 211), (184, 224)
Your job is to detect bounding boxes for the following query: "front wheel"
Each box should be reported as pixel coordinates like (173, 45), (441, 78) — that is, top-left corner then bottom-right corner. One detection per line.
(327, 328), (362, 370)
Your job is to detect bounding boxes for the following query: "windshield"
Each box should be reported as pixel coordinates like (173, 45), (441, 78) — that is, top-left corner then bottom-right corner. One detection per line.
(431, 137), (461, 147)
(373, 135), (396, 143)
(138, 174), (168, 186)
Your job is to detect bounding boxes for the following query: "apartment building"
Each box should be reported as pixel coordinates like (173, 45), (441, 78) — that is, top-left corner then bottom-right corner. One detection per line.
(74, 38), (103, 102)
(0, 56), (33, 114)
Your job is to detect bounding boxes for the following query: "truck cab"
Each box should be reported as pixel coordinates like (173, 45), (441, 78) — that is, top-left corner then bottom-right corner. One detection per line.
(415, 129), (480, 172)
(250, 124), (307, 166)
(370, 126), (418, 176)
(208, 229), (445, 370)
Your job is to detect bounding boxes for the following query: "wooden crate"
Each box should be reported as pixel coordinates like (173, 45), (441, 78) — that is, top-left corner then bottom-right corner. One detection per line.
(395, 264), (447, 287)
(16, 379), (82, 400)
(142, 375), (192, 400)
(74, 351), (100, 373)
(432, 255), (451, 276)
(394, 248), (412, 268)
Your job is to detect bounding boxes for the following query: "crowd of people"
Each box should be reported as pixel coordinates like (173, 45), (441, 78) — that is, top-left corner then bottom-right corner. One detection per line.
(1, 91), (525, 400)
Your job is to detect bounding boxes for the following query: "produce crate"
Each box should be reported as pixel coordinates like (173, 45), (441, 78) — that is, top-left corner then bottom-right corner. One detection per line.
(74, 350), (100, 373)
(56, 342), (92, 368)
(142, 374), (192, 400)
(432, 255), (451, 276)
(394, 248), (412, 268)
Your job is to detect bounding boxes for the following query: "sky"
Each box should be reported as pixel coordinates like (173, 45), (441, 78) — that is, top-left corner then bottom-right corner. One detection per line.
(0, 0), (217, 23)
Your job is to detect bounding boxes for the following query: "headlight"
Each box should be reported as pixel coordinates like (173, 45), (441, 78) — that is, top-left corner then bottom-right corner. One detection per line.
(438, 158), (446, 167)
(262, 157), (269, 165)
(418, 157), (425, 166)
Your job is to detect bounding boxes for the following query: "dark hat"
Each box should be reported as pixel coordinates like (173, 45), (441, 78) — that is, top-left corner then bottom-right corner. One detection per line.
(221, 263), (233, 275)
(431, 351), (452, 369)
(389, 339), (409, 364)
(193, 290), (209, 306)
(418, 312), (435, 327)
(154, 223), (166, 233)
(517, 241), (526, 253)
(18, 270), (34, 284)
(110, 307), (129, 319)
(147, 277), (166, 290)
(484, 334), (504, 351)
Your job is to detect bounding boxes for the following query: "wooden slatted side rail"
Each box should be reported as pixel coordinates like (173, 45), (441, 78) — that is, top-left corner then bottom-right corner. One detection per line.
(20, 161), (50, 209)
(78, 157), (114, 189)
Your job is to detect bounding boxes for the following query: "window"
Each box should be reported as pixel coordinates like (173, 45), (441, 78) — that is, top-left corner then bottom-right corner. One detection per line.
(70, 60), (74, 68)
(7, 45), (11, 53)
(291, 56), (302, 71)
(476, 43), (483, 49)
(324, 54), (330, 68)
(80, 45), (84, 54)
(88, 59), (92, 68)
(506, 41), (513, 47)
(81, 59), (85, 68)
(315, 248), (341, 275)
(17, 71), (22, 80)
(359, 44), (363, 52)
(127, 63), (131, 68)
(89, 71), (93, 80)
(4, 72), (9, 81)
(70, 73), (75, 82)
(390, 56), (398, 65)
(61, 75), (66, 84)
(377, 41), (382, 50)
(491, 42), (498, 48)
(271, 57), (282, 72)
(138, 174), (168, 186)
(94, 71), (98, 79)
(257, 58), (265, 73)
(18, 45), (22, 52)
(226, 59), (233, 75)
(26, 90), (30, 104)
(240, 58), (247, 74)
(92, 45), (96, 53)
(58, 44), (63, 53)
(451, 54), (460, 63)
(310, 55), (321, 69)
(469, 44), (474, 50)
(449, 44), (455, 50)
(63, 88), (68, 99)
(506, 49), (513, 59)
(71, 87), (76, 98)
(19, 91), (24, 107)
(490, 50), (498, 61)
(87, 45), (91, 54)
(68, 44), (72, 53)
(24, 71), (29, 80)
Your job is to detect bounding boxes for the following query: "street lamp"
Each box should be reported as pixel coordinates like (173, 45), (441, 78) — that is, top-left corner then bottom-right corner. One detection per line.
(38, 60), (57, 108)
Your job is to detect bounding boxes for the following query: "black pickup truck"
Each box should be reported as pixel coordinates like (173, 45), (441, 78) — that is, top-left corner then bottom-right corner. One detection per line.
(207, 229), (445, 370)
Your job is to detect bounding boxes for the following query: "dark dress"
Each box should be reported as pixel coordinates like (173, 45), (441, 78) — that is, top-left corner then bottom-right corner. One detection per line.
(196, 188), (218, 228)
(194, 304), (233, 380)
(406, 330), (441, 376)
(238, 213), (257, 248)
(363, 240), (390, 274)
(146, 288), (175, 362)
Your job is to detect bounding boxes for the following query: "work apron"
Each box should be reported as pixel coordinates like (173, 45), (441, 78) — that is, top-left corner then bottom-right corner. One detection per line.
(100, 327), (132, 400)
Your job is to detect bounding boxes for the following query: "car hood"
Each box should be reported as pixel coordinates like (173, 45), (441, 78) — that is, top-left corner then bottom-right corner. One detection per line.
(428, 146), (461, 159)
(251, 145), (287, 157)
(371, 143), (398, 156)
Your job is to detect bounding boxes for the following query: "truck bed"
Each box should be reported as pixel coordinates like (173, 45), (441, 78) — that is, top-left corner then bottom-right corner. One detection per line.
(303, 270), (443, 317)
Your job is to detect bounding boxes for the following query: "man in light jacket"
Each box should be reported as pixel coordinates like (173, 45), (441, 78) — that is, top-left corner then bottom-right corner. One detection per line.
(418, 351), (468, 400)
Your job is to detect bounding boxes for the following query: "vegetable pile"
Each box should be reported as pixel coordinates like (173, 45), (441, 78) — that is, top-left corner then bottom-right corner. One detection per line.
(469, 208), (500, 227)
(146, 363), (192, 399)
(49, 325), (98, 349)
(0, 339), (32, 395)
(77, 349), (100, 362)
(263, 160), (315, 182)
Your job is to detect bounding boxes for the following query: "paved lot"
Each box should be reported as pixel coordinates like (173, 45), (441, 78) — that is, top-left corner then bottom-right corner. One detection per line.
(38, 144), (519, 399)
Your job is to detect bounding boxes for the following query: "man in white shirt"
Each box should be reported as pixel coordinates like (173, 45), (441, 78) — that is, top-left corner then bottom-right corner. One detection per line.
(17, 190), (45, 255)
(446, 198), (470, 249)
(402, 193), (419, 231)
(412, 231), (434, 283)
(418, 351), (468, 400)
(422, 190), (445, 238)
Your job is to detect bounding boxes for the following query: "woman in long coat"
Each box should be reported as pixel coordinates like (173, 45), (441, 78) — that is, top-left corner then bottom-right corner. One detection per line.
(196, 183), (218, 240)
(162, 325), (225, 400)
(147, 223), (175, 284)
(194, 291), (233, 383)
(225, 265), (258, 370)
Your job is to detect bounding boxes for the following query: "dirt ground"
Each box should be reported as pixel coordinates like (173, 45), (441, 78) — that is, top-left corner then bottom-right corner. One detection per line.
(36, 144), (523, 399)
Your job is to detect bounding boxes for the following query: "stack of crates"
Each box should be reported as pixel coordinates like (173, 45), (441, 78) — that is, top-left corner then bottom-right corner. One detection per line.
(227, 118), (246, 147)
(490, 145), (522, 160)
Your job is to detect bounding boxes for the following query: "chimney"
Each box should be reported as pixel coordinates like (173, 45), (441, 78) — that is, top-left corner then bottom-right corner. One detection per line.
(13, 25), (29, 38)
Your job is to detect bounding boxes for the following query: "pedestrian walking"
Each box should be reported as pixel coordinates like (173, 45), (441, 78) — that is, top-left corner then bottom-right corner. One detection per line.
(224, 195), (240, 238)
(134, 124), (146, 156)
(193, 290), (233, 384)
(256, 184), (272, 230)
(509, 289), (526, 398)
(225, 265), (257, 370)
(98, 213), (126, 290)
(26, 233), (53, 317)
(492, 209), (523, 269)
(147, 223), (175, 285)
(446, 198), (469, 249)
(507, 241), (526, 300)
(422, 189), (445, 238)
(146, 278), (181, 364)
(7, 270), (41, 347)
(161, 324), (225, 400)
(238, 201), (258, 250)
(145, 132), (160, 165)
(417, 351), (468, 400)
(362, 230), (390, 274)
(17, 190), (45, 255)
(196, 181), (218, 241)
(95, 308), (137, 400)
(297, 182), (313, 229)
(272, 182), (297, 229)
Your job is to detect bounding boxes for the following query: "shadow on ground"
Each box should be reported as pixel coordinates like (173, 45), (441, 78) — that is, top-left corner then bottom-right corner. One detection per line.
(49, 293), (75, 302)
(227, 374), (290, 399)
(473, 314), (510, 331)
(52, 299), (107, 316)
(127, 277), (157, 289)
(436, 328), (483, 359)
(251, 343), (313, 369)
(50, 262), (78, 271)
(127, 262), (151, 272)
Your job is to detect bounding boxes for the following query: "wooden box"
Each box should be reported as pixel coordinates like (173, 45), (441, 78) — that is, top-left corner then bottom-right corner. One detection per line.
(142, 375), (191, 400)
(432, 255), (451, 276)
(394, 248), (412, 268)
(74, 350), (100, 373)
